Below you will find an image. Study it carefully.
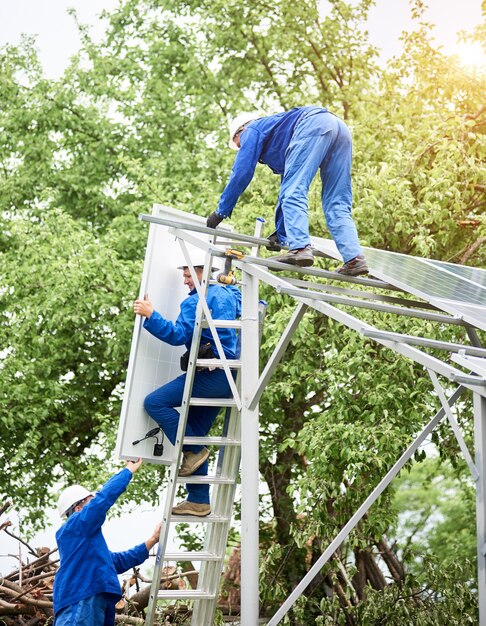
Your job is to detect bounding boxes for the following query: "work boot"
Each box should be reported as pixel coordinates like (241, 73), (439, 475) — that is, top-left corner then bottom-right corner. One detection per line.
(266, 231), (283, 251)
(171, 500), (211, 517)
(337, 255), (369, 277)
(178, 448), (210, 477)
(272, 247), (314, 268)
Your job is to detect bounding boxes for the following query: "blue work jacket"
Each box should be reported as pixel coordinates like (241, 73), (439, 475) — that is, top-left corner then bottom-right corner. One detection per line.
(53, 469), (149, 615)
(144, 283), (241, 359)
(217, 106), (325, 217)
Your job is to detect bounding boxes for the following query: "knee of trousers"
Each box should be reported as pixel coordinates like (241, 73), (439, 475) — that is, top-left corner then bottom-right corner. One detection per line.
(143, 391), (168, 416)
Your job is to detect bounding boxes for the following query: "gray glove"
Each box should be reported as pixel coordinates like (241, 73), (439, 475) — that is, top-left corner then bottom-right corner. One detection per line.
(207, 212), (224, 229)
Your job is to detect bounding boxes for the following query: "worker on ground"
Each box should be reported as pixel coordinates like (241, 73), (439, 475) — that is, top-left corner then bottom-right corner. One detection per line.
(206, 106), (368, 276)
(54, 458), (161, 626)
(134, 260), (241, 517)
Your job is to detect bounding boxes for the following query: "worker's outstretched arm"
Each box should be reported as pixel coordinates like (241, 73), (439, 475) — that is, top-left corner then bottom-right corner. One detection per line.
(207, 127), (263, 227)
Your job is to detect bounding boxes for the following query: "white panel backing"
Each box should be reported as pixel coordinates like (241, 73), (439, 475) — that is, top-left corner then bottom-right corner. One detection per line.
(115, 205), (226, 464)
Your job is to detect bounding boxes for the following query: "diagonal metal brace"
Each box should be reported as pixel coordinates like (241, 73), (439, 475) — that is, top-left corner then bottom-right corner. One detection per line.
(267, 384), (466, 625)
(428, 369), (479, 481)
(179, 238), (242, 411)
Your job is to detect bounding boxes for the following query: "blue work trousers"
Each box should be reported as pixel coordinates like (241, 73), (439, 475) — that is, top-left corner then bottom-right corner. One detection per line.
(275, 109), (362, 262)
(55, 594), (117, 626)
(144, 370), (232, 503)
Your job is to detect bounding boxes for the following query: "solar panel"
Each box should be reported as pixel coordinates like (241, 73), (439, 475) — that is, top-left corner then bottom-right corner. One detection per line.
(426, 258), (486, 289)
(310, 237), (486, 332)
(115, 205), (224, 464)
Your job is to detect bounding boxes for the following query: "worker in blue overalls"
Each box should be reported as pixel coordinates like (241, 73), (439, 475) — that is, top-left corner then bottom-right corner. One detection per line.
(207, 106), (368, 276)
(134, 260), (241, 517)
(54, 459), (161, 625)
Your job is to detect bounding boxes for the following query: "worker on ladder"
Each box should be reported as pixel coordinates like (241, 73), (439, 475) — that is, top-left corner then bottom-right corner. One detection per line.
(206, 106), (368, 276)
(133, 259), (241, 517)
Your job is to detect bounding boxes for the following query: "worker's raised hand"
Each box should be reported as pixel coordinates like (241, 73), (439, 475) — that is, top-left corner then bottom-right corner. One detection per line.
(126, 458), (142, 474)
(134, 293), (154, 319)
(206, 212), (224, 229)
(145, 521), (162, 550)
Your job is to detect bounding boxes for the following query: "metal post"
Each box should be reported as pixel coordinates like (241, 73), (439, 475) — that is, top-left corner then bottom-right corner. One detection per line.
(240, 266), (260, 625)
(474, 391), (486, 626)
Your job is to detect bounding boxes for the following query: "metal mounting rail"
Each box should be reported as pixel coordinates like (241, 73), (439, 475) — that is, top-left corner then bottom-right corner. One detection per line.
(362, 329), (486, 358)
(140, 212), (398, 290)
(140, 212), (275, 248)
(285, 276), (441, 311)
(277, 285), (466, 325)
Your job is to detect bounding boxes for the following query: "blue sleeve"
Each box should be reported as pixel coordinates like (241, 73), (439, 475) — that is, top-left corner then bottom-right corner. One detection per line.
(76, 469), (132, 536)
(217, 127), (264, 218)
(227, 285), (242, 318)
(111, 543), (149, 574)
(143, 297), (196, 347)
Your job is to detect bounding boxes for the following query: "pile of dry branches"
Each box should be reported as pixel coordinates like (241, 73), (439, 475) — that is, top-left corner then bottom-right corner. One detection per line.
(0, 501), (57, 625)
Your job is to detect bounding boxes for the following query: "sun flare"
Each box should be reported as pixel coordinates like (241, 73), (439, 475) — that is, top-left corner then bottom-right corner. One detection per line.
(453, 41), (486, 71)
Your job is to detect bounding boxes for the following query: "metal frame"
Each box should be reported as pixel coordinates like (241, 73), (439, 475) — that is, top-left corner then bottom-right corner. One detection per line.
(140, 210), (486, 626)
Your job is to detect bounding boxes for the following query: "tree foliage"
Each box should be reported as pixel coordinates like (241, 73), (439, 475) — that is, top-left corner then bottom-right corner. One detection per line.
(1, 0), (485, 622)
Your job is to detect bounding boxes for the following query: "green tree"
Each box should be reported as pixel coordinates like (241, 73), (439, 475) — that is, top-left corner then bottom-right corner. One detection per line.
(1, 0), (485, 623)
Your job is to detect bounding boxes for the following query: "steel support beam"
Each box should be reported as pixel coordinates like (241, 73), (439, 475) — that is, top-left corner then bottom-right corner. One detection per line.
(286, 276), (440, 310)
(248, 302), (308, 411)
(240, 266), (260, 626)
(467, 327), (484, 348)
(363, 329), (486, 358)
(238, 262), (486, 398)
(428, 369), (479, 481)
(474, 391), (486, 626)
(267, 385), (466, 625)
(278, 285), (465, 325)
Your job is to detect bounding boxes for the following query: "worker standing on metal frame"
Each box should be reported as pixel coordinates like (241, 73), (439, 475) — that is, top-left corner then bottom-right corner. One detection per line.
(54, 459), (161, 626)
(207, 106), (368, 276)
(133, 260), (241, 517)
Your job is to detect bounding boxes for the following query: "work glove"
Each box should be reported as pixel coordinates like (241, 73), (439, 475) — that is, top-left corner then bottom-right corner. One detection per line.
(206, 212), (224, 229)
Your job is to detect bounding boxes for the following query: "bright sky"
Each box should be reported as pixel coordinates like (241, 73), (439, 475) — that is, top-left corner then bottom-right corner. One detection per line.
(0, 0), (484, 78)
(0, 0), (484, 577)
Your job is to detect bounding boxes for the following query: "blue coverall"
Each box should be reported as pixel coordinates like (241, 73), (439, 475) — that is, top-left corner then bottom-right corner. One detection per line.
(216, 106), (362, 263)
(54, 468), (149, 626)
(143, 283), (241, 504)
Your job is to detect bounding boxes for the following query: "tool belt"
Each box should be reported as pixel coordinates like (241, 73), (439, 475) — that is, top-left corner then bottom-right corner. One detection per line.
(180, 342), (216, 372)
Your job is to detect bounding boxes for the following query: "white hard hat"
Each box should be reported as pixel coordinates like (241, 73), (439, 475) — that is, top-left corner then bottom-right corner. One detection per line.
(228, 112), (261, 149)
(57, 485), (93, 518)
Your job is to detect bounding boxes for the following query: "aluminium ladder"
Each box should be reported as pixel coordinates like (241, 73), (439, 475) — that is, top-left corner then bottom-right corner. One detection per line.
(144, 243), (243, 626)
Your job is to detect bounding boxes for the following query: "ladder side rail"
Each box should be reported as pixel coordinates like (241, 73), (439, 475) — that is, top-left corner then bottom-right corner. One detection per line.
(179, 238), (242, 410)
(195, 212), (263, 625)
(144, 248), (214, 625)
(192, 405), (242, 625)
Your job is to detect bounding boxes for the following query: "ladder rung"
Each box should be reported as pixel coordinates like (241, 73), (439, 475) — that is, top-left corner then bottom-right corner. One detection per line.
(164, 551), (223, 561)
(201, 319), (242, 329)
(157, 589), (215, 600)
(183, 436), (240, 446)
(196, 358), (241, 369)
(176, 475), (235, 485)
(170, 513), (228, 523)
(189, 397), (237, 407)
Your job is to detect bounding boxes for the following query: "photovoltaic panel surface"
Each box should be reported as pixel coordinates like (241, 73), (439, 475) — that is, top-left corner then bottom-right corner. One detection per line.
(115, 205), (225, 464)
(310, 237), (486, 331)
